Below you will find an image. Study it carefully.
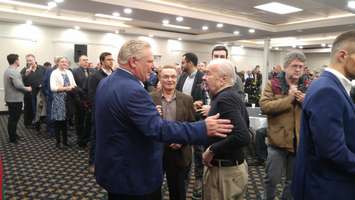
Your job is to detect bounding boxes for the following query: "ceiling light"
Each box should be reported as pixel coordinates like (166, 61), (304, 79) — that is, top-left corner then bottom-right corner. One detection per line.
(240, 45), (244, 48)
(162, 19), (169, 24)
(202, 25), (208, 31)
(115, 30), (119, 34)
(112, 12), (120, 17)
(124, 8), (132, 14)
(274, 47), (280, 50)
(149, 34), (154, 38)
(26, 20), (32, 25)
(348, 1), (355, 9)
(224, 43), (228, 46)
(216, 23), (224, 28)
(95, 13), (132, 21)
(299, 46), (303, 49)
(176, 16), (183, 22)
(292, 45), (297, 48)
(74, 26), (80, 30)
(163, 23), (191, 30)
(327, 44), (332, 48)
(254, 2), (302, 14)
(321, 43), (326, 47)
(249, 29), (255, 33)
(54, 0), (64, 3)
(233, 30), (240, 35)
(47, 1), (57, 9)
(0, 0), (49, 9)
(178, 37), (182, 41)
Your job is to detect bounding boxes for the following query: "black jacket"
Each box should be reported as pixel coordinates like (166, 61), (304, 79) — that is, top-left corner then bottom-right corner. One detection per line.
(72, 66), (95, 101)
(351, 87), (355, 103)
(87, 69), (108, 107)
(176, 70), (207, 104)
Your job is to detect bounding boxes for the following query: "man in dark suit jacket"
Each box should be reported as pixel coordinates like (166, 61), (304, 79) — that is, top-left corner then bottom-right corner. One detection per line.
(95, 40), (233, 200)
(72, 55), (95, 148)
(351, 86), (355, 103)
(293, 30), (355, 200)
(176, 52), (206, 198)
(151, 65), (195, 200)
(87, 52), (113, 172)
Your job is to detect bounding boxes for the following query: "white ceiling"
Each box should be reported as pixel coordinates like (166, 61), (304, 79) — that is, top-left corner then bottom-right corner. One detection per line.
(0, 0), (355, 48)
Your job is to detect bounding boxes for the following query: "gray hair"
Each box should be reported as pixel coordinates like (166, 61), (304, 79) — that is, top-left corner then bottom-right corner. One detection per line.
(283, 50), (306, 68)
(208, 59), (236, 85)
(117, 40), (151, 65)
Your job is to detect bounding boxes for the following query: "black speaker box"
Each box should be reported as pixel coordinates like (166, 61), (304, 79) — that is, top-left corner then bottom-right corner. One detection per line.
(74, 44), (87, 62)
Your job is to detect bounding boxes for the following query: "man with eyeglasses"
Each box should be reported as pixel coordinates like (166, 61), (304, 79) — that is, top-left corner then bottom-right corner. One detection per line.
(151, 65), (196, 200)
(259, 50), (309, 200)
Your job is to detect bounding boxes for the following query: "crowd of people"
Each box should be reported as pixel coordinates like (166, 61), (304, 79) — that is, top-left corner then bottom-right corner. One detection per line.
(2, 30), (355, 200)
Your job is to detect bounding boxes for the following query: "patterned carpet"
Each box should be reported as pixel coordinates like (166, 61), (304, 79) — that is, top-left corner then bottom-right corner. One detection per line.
(0, 114), (283, 200)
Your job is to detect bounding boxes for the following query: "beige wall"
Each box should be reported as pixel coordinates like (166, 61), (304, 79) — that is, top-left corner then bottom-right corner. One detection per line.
(0, 21), (312, 111)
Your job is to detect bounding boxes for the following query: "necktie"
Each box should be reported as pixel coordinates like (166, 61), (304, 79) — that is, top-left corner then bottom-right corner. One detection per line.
(84, 69), (89, 77)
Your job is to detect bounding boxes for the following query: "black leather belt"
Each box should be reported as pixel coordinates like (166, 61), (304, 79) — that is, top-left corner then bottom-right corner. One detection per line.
(210, 159), (244, 167)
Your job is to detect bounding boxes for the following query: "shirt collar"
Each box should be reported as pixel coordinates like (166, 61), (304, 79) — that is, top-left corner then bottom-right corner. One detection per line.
(161, 91), (177, 101)
(325, 68), (352, 95)
(101, 68), (112, 76)
(118, 67), (144, 87)
(188, 70), (197, 78)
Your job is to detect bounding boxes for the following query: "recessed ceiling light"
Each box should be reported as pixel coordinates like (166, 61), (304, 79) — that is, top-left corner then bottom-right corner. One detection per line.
(162, 19), (169, 24)
(254, 2), (302, 14)
(216, 23), (223, 28)
(178, 37), (182, 41)
(47, 1), (57, 9)
(124, 8), (132, 14)
(95, 13), (133, 21)
(299, 46), (303, 49)
(176, 16), (183, 22)
(74, 26), (80, 30)
(274, 47), (280, 50)
(115, 30), (119, 34)
(26, 20), (32, 25)
(240, 45), (244, 48)
(54, 0), (64, 3)
(348, 1), (355, 9)
(233, 30), (240, 35)
(163, 24), (191, 30)
(224, 43), (228, 46)
(327, 44), (332, 48)
(149, 34), (154, 38)
(321, 43), (326, 47)
(292, 45), (297, 48)
(202, 25), (209, 31)
(249, 29), (255, 33)
(112, 12), (120, 17)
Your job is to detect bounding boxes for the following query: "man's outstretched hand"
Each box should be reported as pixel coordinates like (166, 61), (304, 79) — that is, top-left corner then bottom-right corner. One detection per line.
(205, 113), (233, 137)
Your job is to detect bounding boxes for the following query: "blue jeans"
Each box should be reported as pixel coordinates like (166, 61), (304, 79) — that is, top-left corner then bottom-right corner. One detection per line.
(263, 145), (294, 200)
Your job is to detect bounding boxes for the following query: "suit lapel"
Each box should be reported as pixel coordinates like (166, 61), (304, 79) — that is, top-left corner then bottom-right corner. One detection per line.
(176, 92), (184, 121)
(191, 71), (201, 97)
(323, 71), (355, 113)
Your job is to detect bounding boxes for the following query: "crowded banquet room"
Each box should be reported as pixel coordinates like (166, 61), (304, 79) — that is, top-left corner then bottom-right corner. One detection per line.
(0, 0), (355, 199)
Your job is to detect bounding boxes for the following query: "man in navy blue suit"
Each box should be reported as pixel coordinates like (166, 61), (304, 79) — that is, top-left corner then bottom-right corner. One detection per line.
(95, 40), (234, 200)
(293, 30), (355, 200)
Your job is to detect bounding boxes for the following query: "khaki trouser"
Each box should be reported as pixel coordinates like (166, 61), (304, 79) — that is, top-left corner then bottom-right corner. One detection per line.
(203, 161), (248, 200)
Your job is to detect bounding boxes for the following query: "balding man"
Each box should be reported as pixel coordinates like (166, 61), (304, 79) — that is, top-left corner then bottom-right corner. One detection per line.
(293, 30), (355, 199)
(72, 55), (94, 149)
(202, 59), (250, 200)
(95, 40), (234, 200)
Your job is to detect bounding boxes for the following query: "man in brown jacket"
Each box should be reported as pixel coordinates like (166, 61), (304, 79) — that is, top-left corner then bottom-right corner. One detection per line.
(151, 65), (195, 200)
(259, 50), (309, 200)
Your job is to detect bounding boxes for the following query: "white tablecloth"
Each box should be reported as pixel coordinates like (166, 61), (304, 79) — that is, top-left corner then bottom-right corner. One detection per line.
(249, 116), (267, 130)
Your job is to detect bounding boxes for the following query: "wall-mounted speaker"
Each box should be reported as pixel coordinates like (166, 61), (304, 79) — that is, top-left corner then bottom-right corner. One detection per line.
(74, 44), (87, 62)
